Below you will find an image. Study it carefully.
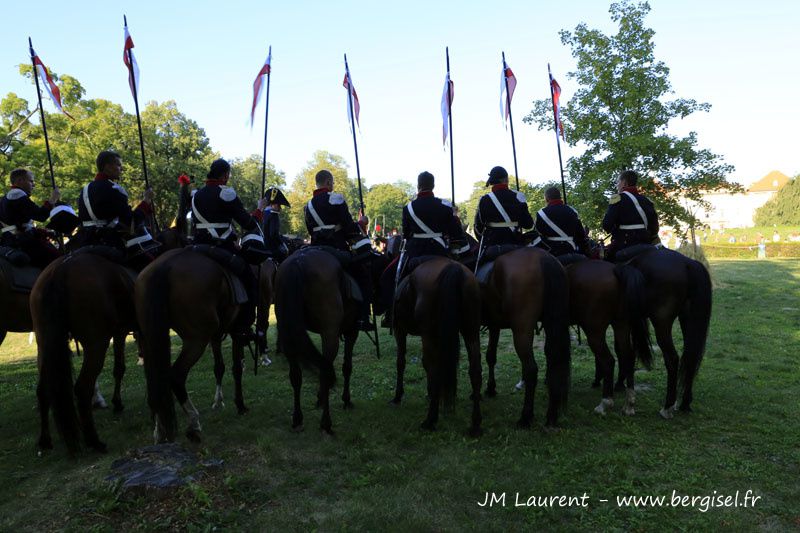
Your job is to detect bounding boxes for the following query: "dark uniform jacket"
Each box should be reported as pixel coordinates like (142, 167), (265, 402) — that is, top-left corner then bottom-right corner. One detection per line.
(77, 174), (150, 230)
(304, 188), (361, 250)
(402, 191), (467, 258)
(474, 184), (534, 247)
(191, 180), (258, 245)
(602, 186), (659, 250)
(259, 207), (287, 259)
(535, 199), (590, 256)
(0, 187), (51, 243)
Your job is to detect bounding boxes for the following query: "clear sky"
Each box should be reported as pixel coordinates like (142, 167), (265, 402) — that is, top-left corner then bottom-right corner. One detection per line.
(1, 0), (798, 201)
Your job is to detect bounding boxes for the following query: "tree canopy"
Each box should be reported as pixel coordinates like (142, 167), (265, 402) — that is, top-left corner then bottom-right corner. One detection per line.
(524, 1), (738, 232)
(754, 176), (800, 226)
(364, 182), (413, 235)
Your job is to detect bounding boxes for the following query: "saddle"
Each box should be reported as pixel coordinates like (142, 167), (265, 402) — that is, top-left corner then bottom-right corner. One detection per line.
(0, 254), (40, 293)
(474, 244), (523, 285)
(186, 244), (249, 304)
(306, 245), (353, 267)
(614, 243), (658, 264)
(64, 246), (137, 285)
(556, 252), (588, 267)
(0, 245), (31, 267)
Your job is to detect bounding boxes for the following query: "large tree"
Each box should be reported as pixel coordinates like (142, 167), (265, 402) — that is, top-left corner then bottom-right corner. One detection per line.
(524, 1), (737, 232)
(754, 176), (800, 226)
(364, 182), (413, 235)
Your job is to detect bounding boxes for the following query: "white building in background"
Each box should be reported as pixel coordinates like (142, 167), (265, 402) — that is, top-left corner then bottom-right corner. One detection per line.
(695, 170), (790, 229)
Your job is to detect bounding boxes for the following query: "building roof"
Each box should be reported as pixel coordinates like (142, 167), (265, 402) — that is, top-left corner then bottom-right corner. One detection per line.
(747, 170), (790, 192)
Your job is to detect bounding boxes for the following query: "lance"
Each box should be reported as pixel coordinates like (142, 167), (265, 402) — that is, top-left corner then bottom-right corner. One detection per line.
(260, 46), (272, 198)
(124, 15), (158, 231)
(502, 52), (519, 190)
(344, 54), (364, 214)
(548, 63), (567, 204)
(28, 38), (57, 191)
(445, 47), (455, 206)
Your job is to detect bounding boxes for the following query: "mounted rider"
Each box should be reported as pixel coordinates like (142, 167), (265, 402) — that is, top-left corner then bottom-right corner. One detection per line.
(602, 170), (659, 261)
(533, 186), (590, 258)
(255, 187), (290, 262)
(473, 166), (534, 265)
(73, 150), (158, 261)
(192, 158), (268, 341)
(378, 171), (469, 322)
(304, 169), (374, 330)
(0, 168), (62, 268)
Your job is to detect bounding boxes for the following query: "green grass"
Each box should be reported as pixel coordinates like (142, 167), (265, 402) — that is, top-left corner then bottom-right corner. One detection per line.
(1, 260), (799, 531)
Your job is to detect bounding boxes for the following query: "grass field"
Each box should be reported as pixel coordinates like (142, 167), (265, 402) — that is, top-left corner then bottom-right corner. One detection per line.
(0, 260), (798, 531)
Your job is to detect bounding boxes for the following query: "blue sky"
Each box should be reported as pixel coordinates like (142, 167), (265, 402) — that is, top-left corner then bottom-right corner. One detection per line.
(1, 0), (798, 201)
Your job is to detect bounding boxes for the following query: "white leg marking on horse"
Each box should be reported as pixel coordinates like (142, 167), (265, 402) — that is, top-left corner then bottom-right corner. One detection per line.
(153, 417), (163, 444)
(514, 379), (525, 391)
(92, 382), (108, 409)
(212, 385), (225, 409)
(623, 388), (636, 416)
(593, 398), (614, 415)
(182, 398), (202, 432)
(261, 354), (273, 367)
(659, 404), (675, 419)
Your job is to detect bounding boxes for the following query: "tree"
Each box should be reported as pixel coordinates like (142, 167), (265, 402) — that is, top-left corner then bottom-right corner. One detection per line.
(524, 1), (738, 232)
(364, 182), (412, 235)
(754, 176), (800, 226)
(229, 154), (288, 229)
(285, 150), (359, 236)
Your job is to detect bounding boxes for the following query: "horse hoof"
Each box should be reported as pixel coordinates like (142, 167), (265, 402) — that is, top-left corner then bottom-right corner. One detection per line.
(388, 397), (402, 406)
(291, 423), (304, 433)
(113, 402), (124, 414)
(37, 437), (53, 451)
(92, 400), (108, 410)
(186, 429), (202, 443)
(420, 421), (436, 432)
(467, 426), (483, 438)
(623, 406), (636, 416)
(485, 388), (497, 398)
(342, 401), (354, 410)
(237, 405), (249, 415)
(516, 417), (532, 429)
(211, 401), (225, 410)
(543, 424), (561, 434)
(659, 407), (675, 420)
(321, 427), (335, 437)
(594, 398), (614, 416)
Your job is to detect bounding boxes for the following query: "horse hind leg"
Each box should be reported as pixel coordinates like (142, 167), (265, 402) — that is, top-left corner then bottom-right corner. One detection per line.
(170, 336), (210, 442)
(231, 337), (248, 414)
(342, 332), (357, 409)
(36, 378), (53, 450)
(318, 331), (338, 434)
(420, 336), (440, 431)
(463, 328), (483, 437)
(586, 327), (615, 415)
(390, 330), (407, 405)
(289, 358), (303, 431)
(613, 322), (636, 416)
(211, 338), (225, 409)
(485, 327), (500, 397)
(74, 340), (111, 452)
(654, 318), (679, 419)
(512, 327), (538, 428)
(111, 334), (126, 413)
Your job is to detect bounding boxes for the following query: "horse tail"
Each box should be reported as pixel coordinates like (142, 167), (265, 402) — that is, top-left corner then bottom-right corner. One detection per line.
(275, 260), (336, 385)
(614, 263), (653, 369)
(36, 264), (81, 452)
(176, 181), (191, 235)
(436, 262), (463, 411)
(141, 261), (177, 441)
(679, 258), (712, 389)
(539, 254), (571, 412)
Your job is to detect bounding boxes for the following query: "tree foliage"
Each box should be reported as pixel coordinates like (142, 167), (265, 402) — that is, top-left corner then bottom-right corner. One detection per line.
(364, 182), (413, 235)
(523, 1), (738, 231)
(754, 177), (800, 226)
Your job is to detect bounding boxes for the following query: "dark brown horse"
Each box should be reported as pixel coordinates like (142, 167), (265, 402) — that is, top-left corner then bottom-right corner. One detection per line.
(274, 247), (385, 434)
(136, 248), (250, 443)
(390, 257), (483, 436)
(480, 247), (571, 428)
(566, 259), (651, 416)
(0, 261), (34, 348)
(616, 248), (713, 418)
(31, 252), (137, 453)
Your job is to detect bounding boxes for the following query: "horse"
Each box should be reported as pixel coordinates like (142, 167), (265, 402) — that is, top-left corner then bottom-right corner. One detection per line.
(565, 259), (651, 415)
(274, 247), (386, 434)
(30, 251), (137, 453)
(389, 257), (483, 436)
(479, 247), (571, 428)
(0, 260), (34, 349)
(615, 247), (713, 418)
(136, 247), (252, 443)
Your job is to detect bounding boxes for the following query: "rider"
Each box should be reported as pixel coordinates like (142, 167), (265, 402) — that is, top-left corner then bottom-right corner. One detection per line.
(73, 150), (156, 256)
(602, 170), (659, 261)
(473, 166), (534, 265)
(377, 171), (468, 322)
(304, 169), (374, 330)
(0, 168), (61, 268)
(192, 158), (268, 341)
(256, 187), (290, 262)
(534, 186), (590, 257)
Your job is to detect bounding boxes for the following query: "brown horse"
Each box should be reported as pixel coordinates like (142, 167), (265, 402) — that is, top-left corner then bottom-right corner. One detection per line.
(390, 257), (483, 436)
(31, 252), (137, 453)
(615, 247), (712, 418)
(480, 247), (571, 428)
(274, 247), (385, 434)
(0, 260), (34, 348)
(136, 248), (250, 443)
(566, 259), (651, 416)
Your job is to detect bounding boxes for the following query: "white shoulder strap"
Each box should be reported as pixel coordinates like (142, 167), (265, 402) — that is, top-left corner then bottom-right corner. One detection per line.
(82, 184), (99, 222)
(621, 191), (648, 229)
(487, 192), (512, 224)
(407, 201), (446, 248)
(536, 209), (576, 250)
(192, 194), (232, 239)
(306, 199), (337, 231)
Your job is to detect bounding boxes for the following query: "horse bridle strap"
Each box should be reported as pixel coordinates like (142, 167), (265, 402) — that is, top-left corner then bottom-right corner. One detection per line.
(536, 209), (576, 250)
(406, 201), (447, 248)
(621, 191), (648, 230)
